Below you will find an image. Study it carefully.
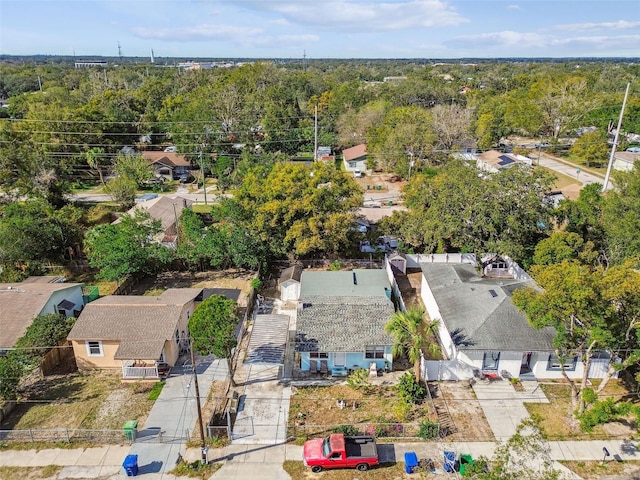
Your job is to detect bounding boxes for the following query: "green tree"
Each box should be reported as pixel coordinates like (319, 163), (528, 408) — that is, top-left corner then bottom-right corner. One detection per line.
(84, 210), (174, 281)
(112, 153), (153, 187)
(188, 295), (238, 387)
(14, 313), (76, 365)
(555, 183), (605, 251)
(0, 354), (23, 401)
(104, 175), (137, 209)
(570, 129), (609, 167)
(532, 231), (597, 266)
(0, 199), (83, 280)
(512, 261), (609, 414)
(601, 163), (640, 264)
(385, 307), (438, 382)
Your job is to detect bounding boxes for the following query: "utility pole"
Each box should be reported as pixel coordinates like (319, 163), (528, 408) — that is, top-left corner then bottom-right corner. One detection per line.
(603, 82), (631, 192)
(313, 105), (318, 161)
(118, 41), (123, 61)
(199, 147), (208, 205)
(172, 203), (179, 245)
(189, 339), (207, 463)
(302, 50), (306, 73)
(37, 76), (42, 92)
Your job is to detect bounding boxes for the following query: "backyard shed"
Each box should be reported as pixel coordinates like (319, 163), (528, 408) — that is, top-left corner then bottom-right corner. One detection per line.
(280, 264), (303, 302)
(388, 251), (407, 275)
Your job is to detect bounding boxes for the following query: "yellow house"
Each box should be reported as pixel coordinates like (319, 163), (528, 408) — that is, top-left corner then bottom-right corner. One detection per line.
(67, 289), (202, 380)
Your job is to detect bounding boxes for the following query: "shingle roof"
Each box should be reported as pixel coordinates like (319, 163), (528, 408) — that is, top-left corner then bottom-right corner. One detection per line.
(280, 265), (302, 284)
(113, 196), (193, 233)
(0, 281), (83, 349)
(142, 151), (191, 167)
(420, 263), (554, 351)
(342, 144), (367, 162)
(296, 295), (395, 352)
(67, 288), (201, 360)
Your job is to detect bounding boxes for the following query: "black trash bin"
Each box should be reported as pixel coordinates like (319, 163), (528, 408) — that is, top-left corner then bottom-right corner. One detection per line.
(122, 454), (138, 476)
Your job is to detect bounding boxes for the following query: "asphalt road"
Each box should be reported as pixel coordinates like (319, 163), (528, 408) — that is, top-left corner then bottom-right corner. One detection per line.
(536, 152), (611, 190)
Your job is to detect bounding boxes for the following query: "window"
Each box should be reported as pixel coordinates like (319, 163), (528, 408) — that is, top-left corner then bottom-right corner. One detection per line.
(482, 351), (500, 370)
(175, 329), (180, 344)
(547, 354), (577, 371)
(365, 346), (385, 359)
(310, 352), (328, 359)
(348, 161), (357, 168)
(86, 341), (103, 357)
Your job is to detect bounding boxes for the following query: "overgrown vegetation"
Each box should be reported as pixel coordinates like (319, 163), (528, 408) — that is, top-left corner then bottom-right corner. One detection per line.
(170, 460), (221, 479)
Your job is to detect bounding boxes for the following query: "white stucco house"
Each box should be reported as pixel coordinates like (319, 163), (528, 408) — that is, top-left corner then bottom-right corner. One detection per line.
(342, 144), (368, 174)
(419, 255), (611, 381)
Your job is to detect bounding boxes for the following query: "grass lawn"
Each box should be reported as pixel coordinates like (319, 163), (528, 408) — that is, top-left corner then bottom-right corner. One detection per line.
(525, 380), (638, 441)
(548, 169), (582, 190)
(289, 384), (435, 440)
(2, 372), (156, 431)
(561, 460), (640, 480)
(0, 466), (62, 480)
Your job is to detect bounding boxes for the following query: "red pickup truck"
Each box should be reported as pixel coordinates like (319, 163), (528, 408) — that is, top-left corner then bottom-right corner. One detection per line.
(303, 433), (379, 473)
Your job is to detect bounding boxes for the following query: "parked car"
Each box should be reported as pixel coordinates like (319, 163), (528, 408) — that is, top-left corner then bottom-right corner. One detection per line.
(353, 169), (363, 178)
(626, 146), (640, 153)
(164, 145), (177, 152)
(303, 434), (379, 473)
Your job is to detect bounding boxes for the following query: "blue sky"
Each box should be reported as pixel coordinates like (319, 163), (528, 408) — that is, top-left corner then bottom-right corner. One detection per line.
(1, 0), (639, 58)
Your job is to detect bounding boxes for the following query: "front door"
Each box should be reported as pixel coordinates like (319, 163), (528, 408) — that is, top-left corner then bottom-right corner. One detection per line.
(520, 352), (532, 374)
(334, 352), (346, 367)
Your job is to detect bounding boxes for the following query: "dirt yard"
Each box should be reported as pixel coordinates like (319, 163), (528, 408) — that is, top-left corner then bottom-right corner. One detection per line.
(436, 381), (495, 442)
(129, 270), (255, 306)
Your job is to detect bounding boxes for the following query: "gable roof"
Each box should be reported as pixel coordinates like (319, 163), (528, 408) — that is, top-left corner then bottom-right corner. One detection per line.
(113, 196), (193, 232)
(614, 151), (640, 164)
(142, 151), (191, 168)
(300, 269), (390, 298)
(0, 280), (83, 349)
(343, 144), (368, 162)
(296, 295), (395, 352)
(477, 150), (518, 169)
(296, 269), (394, 352)
(280, 265), (303, 284)
(67, 288), (201, 360)
(420, 263), (554, 352)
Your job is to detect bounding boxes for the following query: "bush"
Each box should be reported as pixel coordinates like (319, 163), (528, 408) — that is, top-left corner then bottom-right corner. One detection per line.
(250, 278), (262, 290)
(332, 425), (360, 436)
(579, 398), (635, 432)
(395, 372), (426, 404)
(346, 368), (371, 392)
(147, 381), (164, 400)
(329, 260), (342, 271)
(417, 420), (440, 440)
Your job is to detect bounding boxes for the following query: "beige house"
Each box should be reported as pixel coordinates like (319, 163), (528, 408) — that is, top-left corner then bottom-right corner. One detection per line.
(67, 289), (201, 380)
(613, 151), (640, 172)
(342, 144), (368, 173)
(1, 277), (85, 354)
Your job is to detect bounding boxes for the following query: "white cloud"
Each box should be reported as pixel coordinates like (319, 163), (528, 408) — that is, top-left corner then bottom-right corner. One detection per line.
(550, 34), (640, 51)
(506, 5), (520, 10)
(444, 31), (547, 49)
(131, 24), (264, 43)
(555, 20), (640, 32)
(243, 0), (469, 31)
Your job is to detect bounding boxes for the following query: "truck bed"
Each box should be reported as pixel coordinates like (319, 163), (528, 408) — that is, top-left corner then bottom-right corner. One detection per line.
(345, 436), (377, 459)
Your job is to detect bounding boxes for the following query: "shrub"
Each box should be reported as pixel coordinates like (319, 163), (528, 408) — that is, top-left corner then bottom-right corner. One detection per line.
(395, 372), (426, 404)
(346, 368), (371, 392)
(147, 381), (164, 400)
(579, 398), (635, 432)
(329, 260), (342, 271)
(332, 425), (360, 436)
(581, 387), (597, 405)
(417, 420), (440, 440)
(250, 278), (262, 290)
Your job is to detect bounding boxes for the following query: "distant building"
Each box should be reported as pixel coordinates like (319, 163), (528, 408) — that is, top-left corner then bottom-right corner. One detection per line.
(613, 151), (640, 172)
(74, 61), (107, 69)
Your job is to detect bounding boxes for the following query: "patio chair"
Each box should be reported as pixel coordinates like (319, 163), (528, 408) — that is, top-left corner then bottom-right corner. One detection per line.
(310, 361), (318, 375)
(320, 360), (328, 375)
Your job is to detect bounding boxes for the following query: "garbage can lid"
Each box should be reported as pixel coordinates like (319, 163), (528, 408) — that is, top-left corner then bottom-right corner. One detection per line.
(123, 420), (139, 429)
(123, 454), (138, 467)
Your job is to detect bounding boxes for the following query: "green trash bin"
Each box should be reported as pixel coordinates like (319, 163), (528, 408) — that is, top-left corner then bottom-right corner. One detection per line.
(459, 454), (473, 476)
(123, 420), (138, 441)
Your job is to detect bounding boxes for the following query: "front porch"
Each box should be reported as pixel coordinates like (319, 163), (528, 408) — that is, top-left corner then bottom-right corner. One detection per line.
(121, 360), (170, 380)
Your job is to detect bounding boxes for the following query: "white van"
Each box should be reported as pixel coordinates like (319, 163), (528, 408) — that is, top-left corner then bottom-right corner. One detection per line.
(353, 169), (363, 178)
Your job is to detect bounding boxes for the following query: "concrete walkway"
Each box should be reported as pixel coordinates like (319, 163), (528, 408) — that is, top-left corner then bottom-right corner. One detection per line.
(127, 355), (229, 475)
(472, 380), (549, 439)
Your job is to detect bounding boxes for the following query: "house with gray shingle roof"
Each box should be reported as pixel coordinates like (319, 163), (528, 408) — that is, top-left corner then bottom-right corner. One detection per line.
(67, 288), (201, 380)
(295, 269), (395, 375)
(419, 260), (609, 381)
(0, 277), (85, 354)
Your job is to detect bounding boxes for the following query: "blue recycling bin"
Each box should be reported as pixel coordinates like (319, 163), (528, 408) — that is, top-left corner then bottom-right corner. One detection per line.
(122, 454), (139, 476)
(444, 451), (456, 473)
(404, 451), (418, 474)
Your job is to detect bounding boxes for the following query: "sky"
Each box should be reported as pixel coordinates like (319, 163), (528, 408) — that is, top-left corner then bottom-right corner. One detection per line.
(1, 0), (639, 59)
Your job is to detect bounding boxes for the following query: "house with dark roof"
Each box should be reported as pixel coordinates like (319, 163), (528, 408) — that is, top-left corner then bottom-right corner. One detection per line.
(342, 144), (368, 174)
(295, 269), (395, 376)
(0, 277), (85, 354)
(142, 151), (192, 180)
(67, 289), (201, 379)
(419, 258), (609, 381)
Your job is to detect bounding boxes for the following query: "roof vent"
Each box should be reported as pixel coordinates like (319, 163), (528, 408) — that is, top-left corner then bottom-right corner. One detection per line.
(489, 289), (498, 298)
(353, 272), (357, 285)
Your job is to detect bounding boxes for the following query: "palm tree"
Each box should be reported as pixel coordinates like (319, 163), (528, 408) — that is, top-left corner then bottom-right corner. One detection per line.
(385, 306), (439, 382)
